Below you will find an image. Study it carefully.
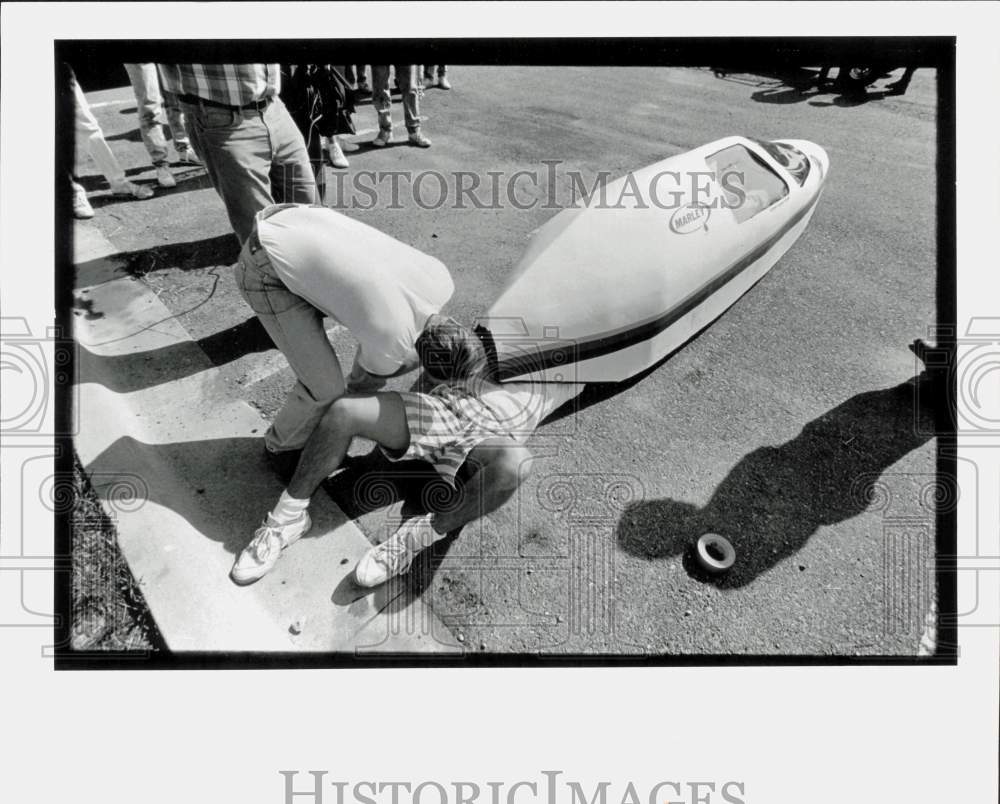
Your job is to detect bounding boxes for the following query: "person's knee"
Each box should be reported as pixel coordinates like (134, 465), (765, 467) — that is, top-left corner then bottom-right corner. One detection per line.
(492, 445), (533, 491)
(321, 397), (359, 434)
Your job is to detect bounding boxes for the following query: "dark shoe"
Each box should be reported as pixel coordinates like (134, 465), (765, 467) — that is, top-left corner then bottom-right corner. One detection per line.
(264, 445), (303, 483)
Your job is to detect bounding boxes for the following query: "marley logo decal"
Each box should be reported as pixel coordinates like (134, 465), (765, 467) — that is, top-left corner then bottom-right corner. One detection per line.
(669, 203), (711, 234)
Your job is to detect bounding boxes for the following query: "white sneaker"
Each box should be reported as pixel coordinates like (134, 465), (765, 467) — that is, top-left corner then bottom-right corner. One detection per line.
(231, 511), (311, 585)
(408, 130), (432, 148)
(155, 165), (176, 188)
(328, 137), (349, 168)
(355, 514), (436, 587)
(372, 128), (392, 147)
(72, 183), (94, 219)
(109, 180), (154, 200)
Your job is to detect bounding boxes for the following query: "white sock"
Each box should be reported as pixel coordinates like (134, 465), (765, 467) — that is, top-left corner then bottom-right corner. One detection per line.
(270, 491), (309, 524)
(400, 513), (440, 550)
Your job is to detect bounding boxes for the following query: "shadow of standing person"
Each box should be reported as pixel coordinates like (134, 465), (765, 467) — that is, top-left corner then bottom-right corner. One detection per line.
(616, 370), (940, 589)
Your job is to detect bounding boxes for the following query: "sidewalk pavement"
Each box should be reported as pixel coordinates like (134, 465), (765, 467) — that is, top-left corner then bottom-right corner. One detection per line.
(73, 221), (459, 653)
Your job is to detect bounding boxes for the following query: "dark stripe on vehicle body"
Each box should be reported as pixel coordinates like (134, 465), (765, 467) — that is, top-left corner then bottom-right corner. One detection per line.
(492, 191), (822, 381)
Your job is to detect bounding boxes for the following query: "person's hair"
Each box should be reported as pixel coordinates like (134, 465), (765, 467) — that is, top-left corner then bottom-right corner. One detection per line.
(416, 315), (487, 383)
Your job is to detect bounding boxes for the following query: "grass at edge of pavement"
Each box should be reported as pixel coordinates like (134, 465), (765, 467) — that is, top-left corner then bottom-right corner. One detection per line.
(71, 452), (166, 652)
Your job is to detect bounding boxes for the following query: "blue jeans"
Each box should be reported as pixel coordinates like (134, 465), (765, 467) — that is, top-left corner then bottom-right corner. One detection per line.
(234, 232), (345, 452)
(180, 96), (318, 244)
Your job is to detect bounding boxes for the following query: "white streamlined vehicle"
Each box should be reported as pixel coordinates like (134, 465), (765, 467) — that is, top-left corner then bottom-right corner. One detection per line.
(481, 136), (829, 383)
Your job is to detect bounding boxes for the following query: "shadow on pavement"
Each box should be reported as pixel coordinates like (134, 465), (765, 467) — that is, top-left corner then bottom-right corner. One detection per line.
(616, 372), (939, 589)
(709, 65), (902, 108)
(711, 65), (819, 88)
(105, 128), (143, 143)
(75, 232), (239, 285)
(85, 432), (461, 613)
(84, 434), (279, 557)
(76, 316), (277, 393)
(83, 171), (214, 210)
(545, 322), (715, 424)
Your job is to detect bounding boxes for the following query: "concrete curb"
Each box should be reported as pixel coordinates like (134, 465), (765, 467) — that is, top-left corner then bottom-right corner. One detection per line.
(73, 221), (459, 654)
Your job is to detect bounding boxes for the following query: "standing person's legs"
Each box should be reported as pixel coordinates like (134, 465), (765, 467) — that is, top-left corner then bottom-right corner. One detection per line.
(161, 88), (197, 159)
(264, 98), (319, 206)
(181, 99), (312, 244)
(233, 239), (346, 452)
(73, 77), (127, 185)
(395, 65), (430, 147)
(371, 65), (394, 145)
(183, 103), (270, 244)
(355, 65), (370, 91)
(123, 63), (170, 167)
(73, 74), (152, 199)
(436, 65), (451, 90)
(303, 128), (326, 203)
(395, 65), (420, 133)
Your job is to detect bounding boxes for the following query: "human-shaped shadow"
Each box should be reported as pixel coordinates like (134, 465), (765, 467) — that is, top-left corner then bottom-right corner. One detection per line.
(74, 168), (214, 207)
(616, 371), (940, 588)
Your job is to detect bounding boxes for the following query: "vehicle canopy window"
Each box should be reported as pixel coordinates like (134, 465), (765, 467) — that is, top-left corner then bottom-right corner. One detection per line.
(706, 144), (789, 224)
(749, 138), (811, 187)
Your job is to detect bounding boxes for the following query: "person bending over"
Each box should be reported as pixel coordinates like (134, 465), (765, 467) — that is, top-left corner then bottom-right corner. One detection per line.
(235, 203), (455, 479)
(231, 315), (583, 586)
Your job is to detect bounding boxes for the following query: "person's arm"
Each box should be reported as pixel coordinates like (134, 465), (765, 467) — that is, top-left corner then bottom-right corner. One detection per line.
(345, 349), (419, 393)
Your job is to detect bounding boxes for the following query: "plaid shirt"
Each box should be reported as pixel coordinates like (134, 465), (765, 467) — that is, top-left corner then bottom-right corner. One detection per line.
(157, 64), (280, 106)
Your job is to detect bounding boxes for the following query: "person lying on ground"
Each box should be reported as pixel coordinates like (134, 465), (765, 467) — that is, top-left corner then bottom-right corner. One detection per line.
(231, 314), (583, 587)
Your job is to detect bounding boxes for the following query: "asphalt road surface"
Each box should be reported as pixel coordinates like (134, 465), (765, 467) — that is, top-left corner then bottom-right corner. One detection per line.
(73, 65), (939, 655)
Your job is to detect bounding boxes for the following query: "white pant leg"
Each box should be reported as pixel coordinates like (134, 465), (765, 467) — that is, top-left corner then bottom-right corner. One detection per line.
(73, 76), (126, 184)
(124, 62), (169, 165)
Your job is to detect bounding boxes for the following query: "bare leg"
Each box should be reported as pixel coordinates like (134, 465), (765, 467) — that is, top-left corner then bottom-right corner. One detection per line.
(430, 439), (534, 536)
(354, 437), (535, 586)
(286, 393), (410, 500)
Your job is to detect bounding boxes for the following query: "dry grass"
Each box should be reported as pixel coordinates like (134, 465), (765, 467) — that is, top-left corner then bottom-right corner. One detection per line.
(71, 453), (164, 651)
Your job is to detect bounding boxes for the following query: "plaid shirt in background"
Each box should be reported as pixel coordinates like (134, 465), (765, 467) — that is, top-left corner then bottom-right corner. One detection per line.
(157, 64), (280, 106)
